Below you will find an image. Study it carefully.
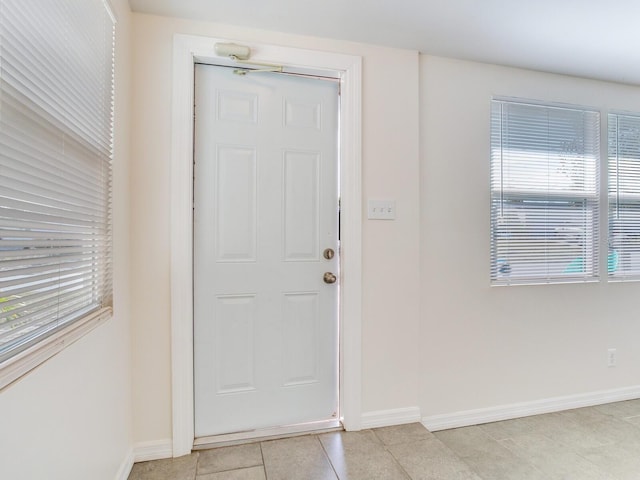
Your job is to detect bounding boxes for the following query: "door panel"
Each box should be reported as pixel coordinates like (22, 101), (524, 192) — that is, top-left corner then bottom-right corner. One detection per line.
(193, 64), (339, 437)
(215, 146), (257, 262)
(214, 294), (256, 394)
(283, 150), (320, 261)
(282, 292), (320, 386)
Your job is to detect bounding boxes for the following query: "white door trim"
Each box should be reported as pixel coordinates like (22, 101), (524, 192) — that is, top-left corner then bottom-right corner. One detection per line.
(170, 34), (362, 457)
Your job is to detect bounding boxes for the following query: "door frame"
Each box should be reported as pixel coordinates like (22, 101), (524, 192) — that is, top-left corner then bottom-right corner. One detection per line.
(170, 34), (362, 457)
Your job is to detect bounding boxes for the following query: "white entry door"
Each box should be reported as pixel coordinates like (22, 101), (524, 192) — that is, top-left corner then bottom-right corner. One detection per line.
(193, 63), (340, 437)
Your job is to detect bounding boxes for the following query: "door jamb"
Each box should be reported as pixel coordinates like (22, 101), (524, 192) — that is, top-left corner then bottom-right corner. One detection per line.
(170, 34), (362, 457)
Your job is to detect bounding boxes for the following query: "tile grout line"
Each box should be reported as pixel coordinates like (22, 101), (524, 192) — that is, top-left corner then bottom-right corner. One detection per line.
(428, 431), (491, 480)
(495, 435), (555, 480)
(259, 442), (268, 480)
(370, 428), (425, 480)
(548, 418), (640, 480)
(447, 444), (489, 480)
(192, 451), (200, 480)
(195, 447), (266, 477)
(437, 427), (544, 480)
(382, 444), (418, 480)
(316, 433), (342, 480)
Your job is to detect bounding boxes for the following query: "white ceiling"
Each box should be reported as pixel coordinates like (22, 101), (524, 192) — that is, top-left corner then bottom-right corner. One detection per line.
(129, 0), (640, 85)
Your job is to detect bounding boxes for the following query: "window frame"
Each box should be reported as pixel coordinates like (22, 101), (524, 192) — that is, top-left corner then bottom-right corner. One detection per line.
(490, 98), (601, 286)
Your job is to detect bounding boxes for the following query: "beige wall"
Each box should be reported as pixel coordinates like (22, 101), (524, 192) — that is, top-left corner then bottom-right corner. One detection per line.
(420, 55), (640, 417)
(130, 13), (421, 443)
(0, 0), (133, 478)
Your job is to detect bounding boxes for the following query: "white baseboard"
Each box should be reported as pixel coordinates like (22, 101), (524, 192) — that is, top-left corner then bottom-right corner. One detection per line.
(114, 448), (134, 480)
(133, 439), (174, 463)
(423, 385), (640, 432)
(361, 406), (422, 429)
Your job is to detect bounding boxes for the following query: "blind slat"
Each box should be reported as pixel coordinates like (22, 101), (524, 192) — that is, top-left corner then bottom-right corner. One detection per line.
(0, 281), (102, 312)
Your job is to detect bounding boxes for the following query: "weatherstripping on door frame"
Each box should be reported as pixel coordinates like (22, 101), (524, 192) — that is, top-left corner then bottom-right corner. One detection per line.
(170, 34), (363, 457)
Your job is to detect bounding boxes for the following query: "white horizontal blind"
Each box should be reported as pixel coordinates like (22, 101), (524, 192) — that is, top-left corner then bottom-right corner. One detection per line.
(608, 113), (640, 281)
(490, 100), (600, 285)
(0, 0), (114, 362)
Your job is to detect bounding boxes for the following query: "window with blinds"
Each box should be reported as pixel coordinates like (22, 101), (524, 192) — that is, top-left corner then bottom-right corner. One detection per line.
(0, 0), (115, 363)
(490, 100), (600, 285)
(608, 113), (640, 281)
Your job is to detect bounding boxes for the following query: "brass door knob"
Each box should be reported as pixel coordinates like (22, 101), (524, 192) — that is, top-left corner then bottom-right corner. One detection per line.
(323, 272), (337, 284)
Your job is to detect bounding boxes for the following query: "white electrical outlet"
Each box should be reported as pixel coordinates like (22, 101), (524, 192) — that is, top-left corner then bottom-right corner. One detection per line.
(607, 348), (617, 367)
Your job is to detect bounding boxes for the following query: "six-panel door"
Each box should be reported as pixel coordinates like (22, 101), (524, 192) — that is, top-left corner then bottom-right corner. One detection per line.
(193, 64), (340, 437)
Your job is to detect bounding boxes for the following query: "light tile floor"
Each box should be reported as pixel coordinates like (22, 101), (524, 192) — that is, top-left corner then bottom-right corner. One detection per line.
(129, 399), (640, 479)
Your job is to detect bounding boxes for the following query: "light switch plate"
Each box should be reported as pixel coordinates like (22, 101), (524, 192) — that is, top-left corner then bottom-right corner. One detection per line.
(367, 200), (396, 220)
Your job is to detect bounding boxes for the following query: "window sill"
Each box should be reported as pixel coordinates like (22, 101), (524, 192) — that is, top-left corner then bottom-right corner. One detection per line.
(0, 307), (112, 392)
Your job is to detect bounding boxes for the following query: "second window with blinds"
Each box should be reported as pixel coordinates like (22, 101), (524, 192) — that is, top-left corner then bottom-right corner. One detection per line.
(608, 112), (640, 281)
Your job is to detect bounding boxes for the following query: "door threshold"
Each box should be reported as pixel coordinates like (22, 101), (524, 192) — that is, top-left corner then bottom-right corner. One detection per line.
(193, 419), (343, 450)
